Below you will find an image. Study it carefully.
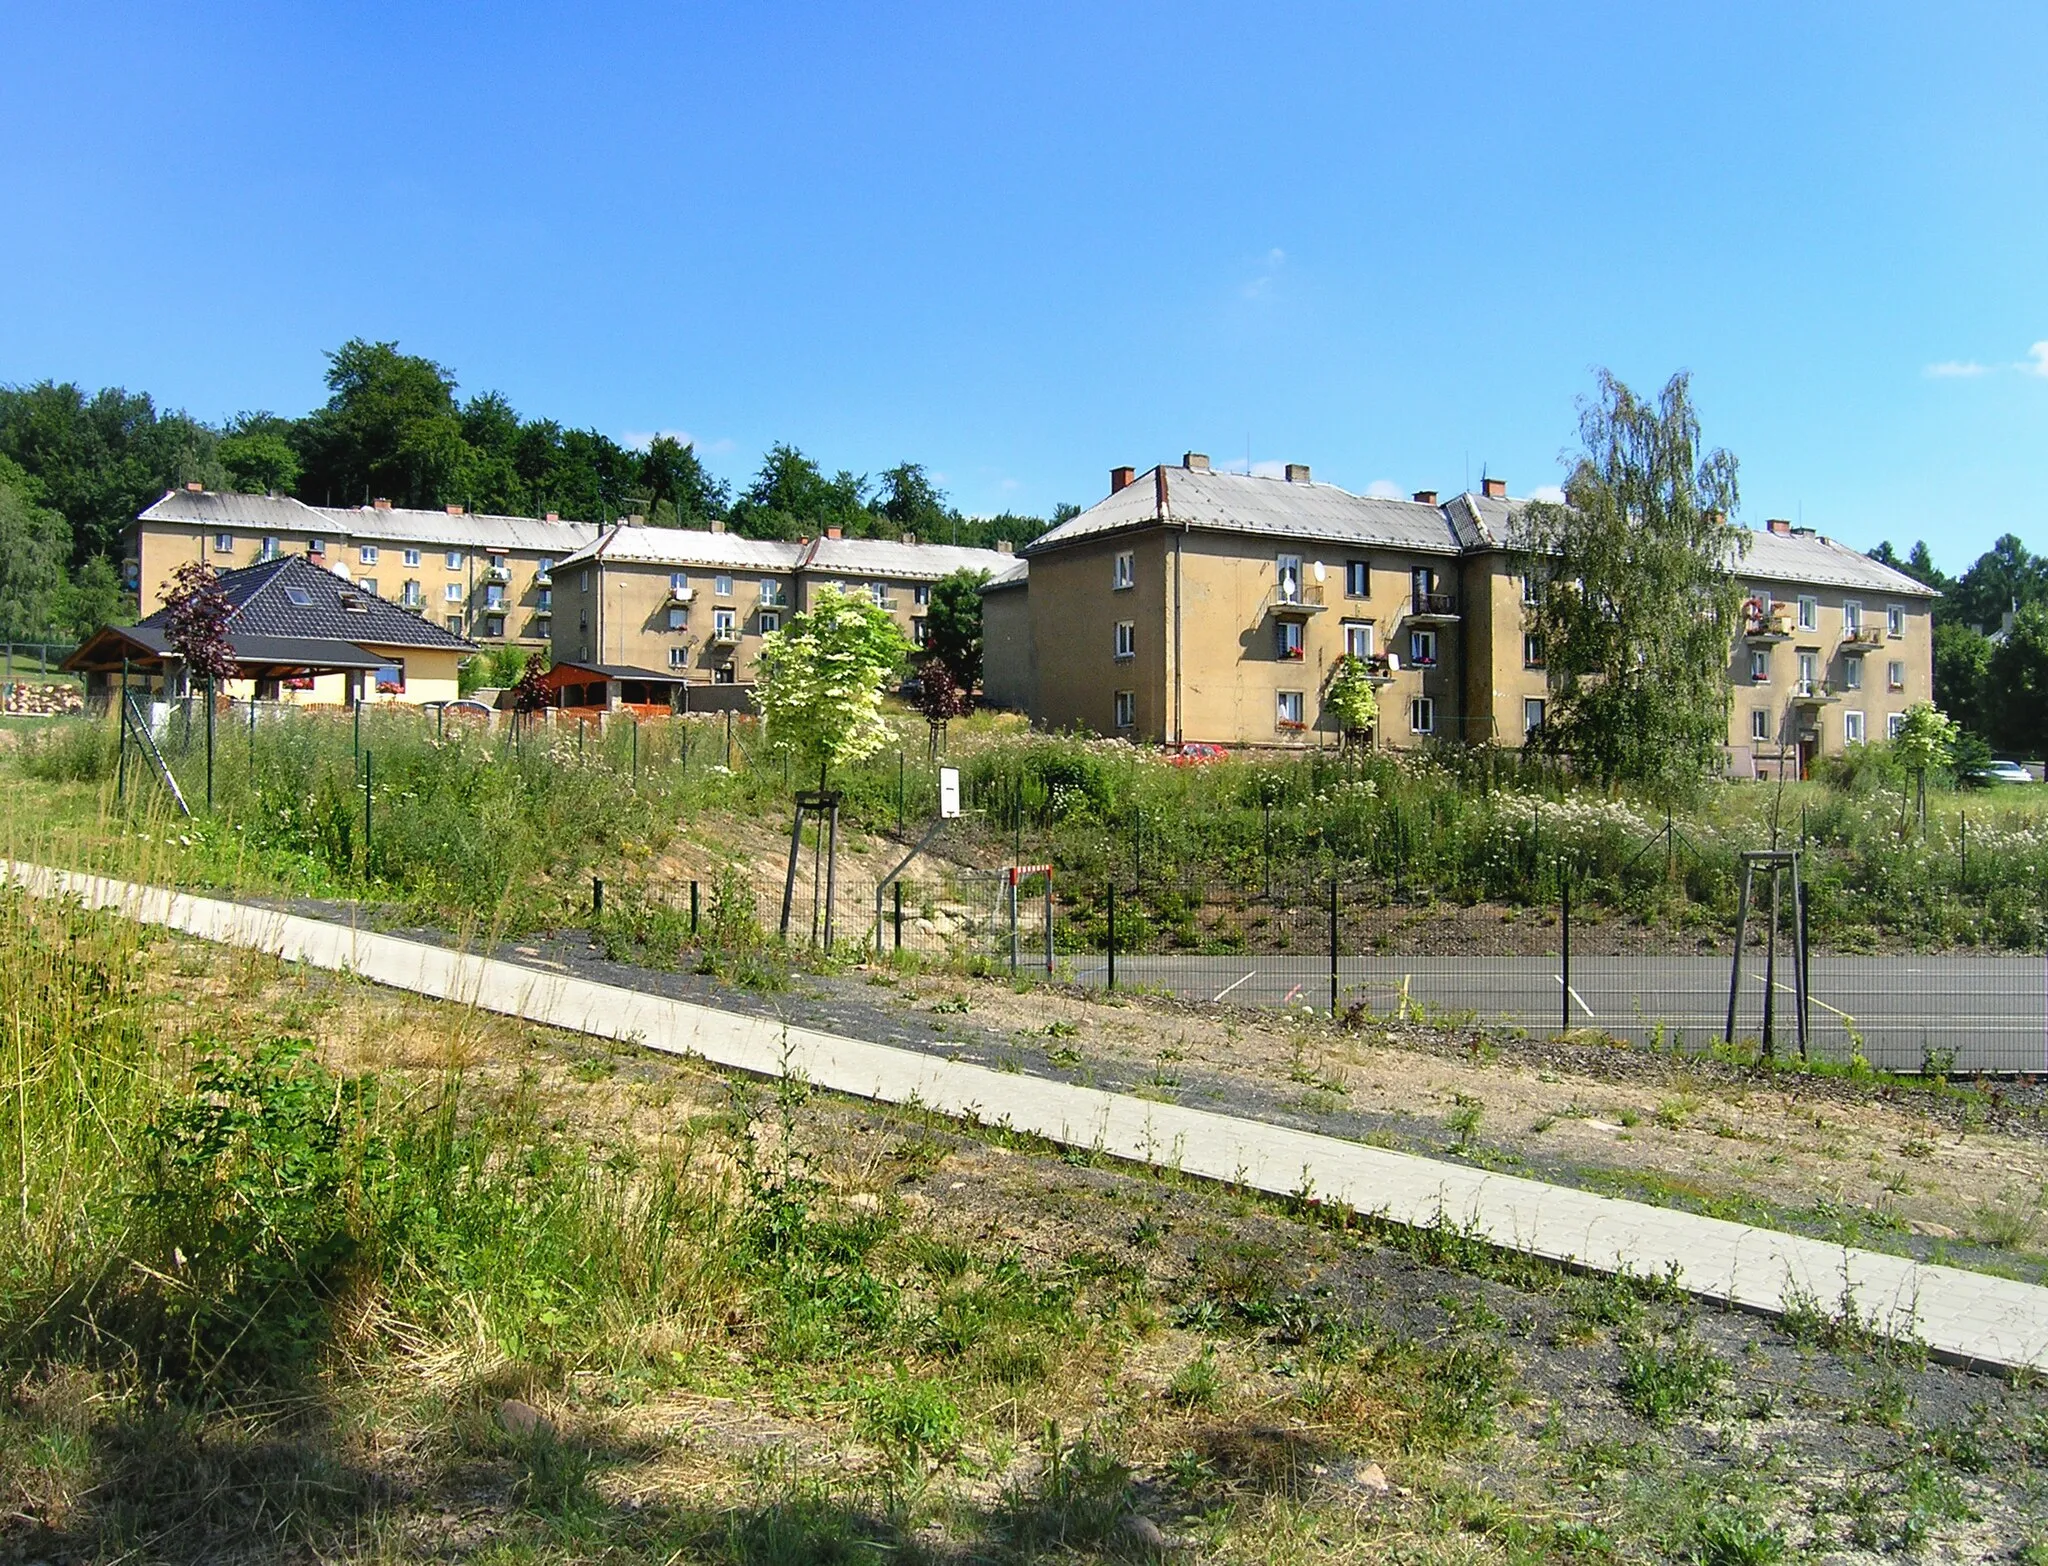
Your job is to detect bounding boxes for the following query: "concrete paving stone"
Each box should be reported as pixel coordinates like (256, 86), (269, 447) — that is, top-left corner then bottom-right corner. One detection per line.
(10, 860), (2048, 1375)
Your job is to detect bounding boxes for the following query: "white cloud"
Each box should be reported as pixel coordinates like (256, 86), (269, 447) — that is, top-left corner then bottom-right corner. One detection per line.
(2024, 343), (2048, 377)
(1531, 484), (1566, 504)
(1363, 479), (1403, 499)
(1240, 247), (1286, 300)
(1924, 361), (1991, 379)
(1249, 459), (1288, 478)
(619, 428), (734, 455)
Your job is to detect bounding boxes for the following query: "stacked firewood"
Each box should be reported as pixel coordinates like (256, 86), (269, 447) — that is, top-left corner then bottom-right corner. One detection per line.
(2, 683), (85, 715)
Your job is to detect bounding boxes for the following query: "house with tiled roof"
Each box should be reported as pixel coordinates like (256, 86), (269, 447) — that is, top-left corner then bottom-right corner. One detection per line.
(988, 454), (1936, 776)
(67, 553), (476, 707)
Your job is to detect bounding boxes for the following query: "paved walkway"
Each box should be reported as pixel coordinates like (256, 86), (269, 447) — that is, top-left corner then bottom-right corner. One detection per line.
(12, 860), (2048, 1375)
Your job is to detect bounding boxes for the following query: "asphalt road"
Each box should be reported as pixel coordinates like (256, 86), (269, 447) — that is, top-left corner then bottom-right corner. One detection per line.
(1064, 951), (2048, 1073)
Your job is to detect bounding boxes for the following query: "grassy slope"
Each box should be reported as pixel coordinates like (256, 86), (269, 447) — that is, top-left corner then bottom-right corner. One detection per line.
(5, 898), (2048, 1563)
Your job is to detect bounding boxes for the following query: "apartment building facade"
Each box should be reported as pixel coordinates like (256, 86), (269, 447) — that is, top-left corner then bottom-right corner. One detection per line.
(997, 456), (1937, 772)
(550, 522), (1016, 682)
(130, 487), (599, 650)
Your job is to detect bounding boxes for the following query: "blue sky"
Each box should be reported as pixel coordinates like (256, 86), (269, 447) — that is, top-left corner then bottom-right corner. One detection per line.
(3, 2), (2045, 567)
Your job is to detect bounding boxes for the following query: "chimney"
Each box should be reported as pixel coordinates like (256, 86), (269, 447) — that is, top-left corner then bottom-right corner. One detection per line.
(184, 480), (203, 492)
(373, 497), (392, 510)
(826, 525), (843, 540)
(1285, 463), (1311, 483)
(545, 511), (559, 521)
(446, 503), (465, 515)
(710, 517), (726, 534)
(1412, 489), (1438, 505)
(1481, 477), (1507, 499)
(1109, 465), (1135, 494)
(901, 531), (917, 545)
(1767, 518), (1791, 536)
(1183, 452), (1210, 472)
(996, 540), (1014, 554)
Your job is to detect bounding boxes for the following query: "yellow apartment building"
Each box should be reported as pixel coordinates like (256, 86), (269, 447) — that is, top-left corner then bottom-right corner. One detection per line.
(130, 486), (599, 652)
(993, 457), (1937, 772)
(550, 521), (1016, 684)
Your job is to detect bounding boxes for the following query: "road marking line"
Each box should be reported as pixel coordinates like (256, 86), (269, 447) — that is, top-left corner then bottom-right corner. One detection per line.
(1211, 969), (1256, 1002)
(1754, 974), (1855, 1023)
(1553, 974), (1595, 1018)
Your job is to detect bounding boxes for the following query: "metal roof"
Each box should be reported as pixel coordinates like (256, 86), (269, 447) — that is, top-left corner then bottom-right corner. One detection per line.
(557, 525), (805, 572)
(139, 489), (599, 554)
(980, 558), (1029, 593)
(1023, 466), (1463, 558)
(804, 536), (1016, 582)
(1734, 528), (1938, 598)
(545, 659), (691, 683)
(139, 489), (328, 530)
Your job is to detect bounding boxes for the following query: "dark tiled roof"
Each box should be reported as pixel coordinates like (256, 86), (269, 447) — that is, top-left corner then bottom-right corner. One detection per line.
(137, 555), (477, 652)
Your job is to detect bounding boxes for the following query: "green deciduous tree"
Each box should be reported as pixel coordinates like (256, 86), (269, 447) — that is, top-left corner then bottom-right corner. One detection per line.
(1984, 603), (2048, 759)
(923, 569), (989, 695)
(639, 435), (730, 526)
(1932, 620), (1992, 736)
(1323, 654), (1380, 743)
(753, 585), (910, 786)
(1892, 701), (1958, 828)
(50, 556), (134, 641)
(1511, 369), (1745, 797)
(0, 457), (69, 639)
(218, 430), (302, 494)
(297, 339), (467, 508)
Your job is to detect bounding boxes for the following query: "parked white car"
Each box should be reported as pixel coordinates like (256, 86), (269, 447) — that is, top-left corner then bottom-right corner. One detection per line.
(1981, 759), (2036, 785)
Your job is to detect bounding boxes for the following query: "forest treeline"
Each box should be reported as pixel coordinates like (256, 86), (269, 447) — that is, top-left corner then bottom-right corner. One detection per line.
(0, 338), (1070, 640)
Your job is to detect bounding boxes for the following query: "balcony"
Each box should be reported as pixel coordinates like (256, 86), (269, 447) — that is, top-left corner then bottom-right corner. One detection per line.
(668, 585), (696, 605)
(869, 596), (899, 612)
(1357, 652), (1398, 683)
(484, 563), (511, 584)
(1792, 680), (1839, 706)
(533, 571), (552, 589)
(1408, 591), (1460, 622)
(532, 605), (552, 619)
(1743, 608), (1796, 643)
(1269, 582), (1328, 618)
(1840, 625), (1886, 653)
(709, 627), (742, 648)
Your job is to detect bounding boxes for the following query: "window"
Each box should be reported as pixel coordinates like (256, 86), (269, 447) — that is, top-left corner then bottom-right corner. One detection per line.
(261, 535), (280, 560)
(761, 578), (784, 605)
(1113, 551), (1135, 591)
(359, 545), (378, 565)
(485, 616), (503, 638)
(1277, 690), (1304, 728)
(669, 647), (688, 669)
(1519, 572), (1538, 605)
(1797, 595), (1818, 630)
(714, 664), (736, 684)
(1887, 604), (1905, 637)
(1346, 560), (1370, 598)
(401, 549), (419, 567)
(1409, 696), (1434, 735)
(484, 584), (504, 608)
(1276, 554), (1303, 604)
(1887, 660), (1905, 691)
(537, 587), (552, 609)
(715, 574), (734, 597)
(1114, 621), (1135, 659)
(1844, 710), (1866, 745)
(1888, 712), (1905, 740)
(579, 570), (589, 591)
(307, 538), (325, 557)
(445, 614), (463, 633)
(375, 662), (405, 694)
(868, 582), (889, 607)
(1752, 709), (1771, 743)
(1797, 650), (1818, 690)
(1114, 690), (1135, 729)
(1409, 629), (1437, 666)
(913, 583), (931, 605)
(1843, 656), (1861, 691)
(714, 608), (737, 636)
(760, 611), (780, 634)
(359, 577), (378, 597)
(667, 607), (687, 631)
(283, 586), (313, 607)
(1523, 697), (1546, 736)
(446, 551), (463, 569)
(401, 581), (422, 607)
(536, 556), (552, 576)
(488, 553), (506, 572)
(1343, 621), (1374, 658)
(1749, 649), (1769, 682)
(1523, 633), (1545, 669)
(909, 616), (926, 645)
(670, 571), (688, 593)
(1277, 620), (1305, 660)
(1843, 600), (1861, 633)
(213, 532), (234, 555)
(444, 583), (463, 603)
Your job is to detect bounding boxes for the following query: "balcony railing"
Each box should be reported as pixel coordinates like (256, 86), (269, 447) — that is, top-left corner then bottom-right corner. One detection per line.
(1409, 591), (1459, 619)
(1841, 625), (1886, 651)
(484, 563), (511, 584)
(1792, 679), (1838, 704)
(709, 627), (742, 647)
(1270, 581), (1327, 616)
(669, 585), (695, 604)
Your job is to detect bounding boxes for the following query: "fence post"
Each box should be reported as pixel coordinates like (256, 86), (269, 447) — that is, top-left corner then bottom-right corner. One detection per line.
(117, 658), (130, 802)
(1008, 871), (1020, 972)
(1045, 874), (1054, 975)
(205, 676), (215, 812)
(1328, 875), (1340, 1016)
(1560, 867), (1572, 1036)
(354, 698), (361, 765)
(1106, 883), (1117, 992)
(725, 709), (734, 768)
(897, 750), (905, 833)
(632, 715), (639, 780)
(893, 880), (904, 950)
(1960, 810), (1968, 893)
(363, 750), (373, 869)
(690, 879), (700, 934)
(593, 876), (604, 918)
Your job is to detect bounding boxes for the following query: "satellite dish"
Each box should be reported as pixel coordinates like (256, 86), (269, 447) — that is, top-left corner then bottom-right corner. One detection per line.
(1312, 561), (1326, 583)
